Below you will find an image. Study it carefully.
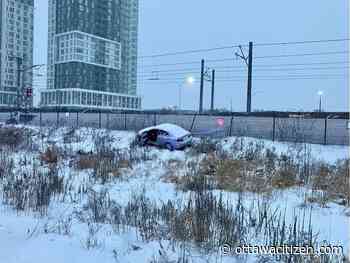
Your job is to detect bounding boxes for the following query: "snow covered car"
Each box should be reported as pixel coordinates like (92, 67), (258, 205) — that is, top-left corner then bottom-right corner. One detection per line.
(136, 123), (193, 151)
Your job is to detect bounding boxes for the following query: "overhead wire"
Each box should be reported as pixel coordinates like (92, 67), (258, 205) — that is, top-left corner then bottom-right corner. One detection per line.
(139, 38), (350, 59)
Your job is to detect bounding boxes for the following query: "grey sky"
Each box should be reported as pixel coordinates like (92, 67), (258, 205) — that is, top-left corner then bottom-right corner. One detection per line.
(34, 0), (349, 111)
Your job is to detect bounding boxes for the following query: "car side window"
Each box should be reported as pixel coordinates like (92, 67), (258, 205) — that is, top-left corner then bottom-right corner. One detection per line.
(158, 130), (168, 136)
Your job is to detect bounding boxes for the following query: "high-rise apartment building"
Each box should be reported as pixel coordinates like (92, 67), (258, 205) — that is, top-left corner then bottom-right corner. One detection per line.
(0, 0), (34, 108)
(41, 0), (141, 110)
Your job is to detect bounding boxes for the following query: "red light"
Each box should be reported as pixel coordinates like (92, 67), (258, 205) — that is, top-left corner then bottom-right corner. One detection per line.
(26, 88), (33, 97)
(216, 117), (225, 127)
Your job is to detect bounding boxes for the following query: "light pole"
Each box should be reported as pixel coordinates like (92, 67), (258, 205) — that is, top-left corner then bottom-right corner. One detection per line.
(55, 89), (61, 127)
(147, 75), (195, 111)
(318, 91), (324, 112)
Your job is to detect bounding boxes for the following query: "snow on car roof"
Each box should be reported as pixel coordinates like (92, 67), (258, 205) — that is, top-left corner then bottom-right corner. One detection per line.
(138, 123), (190, 138)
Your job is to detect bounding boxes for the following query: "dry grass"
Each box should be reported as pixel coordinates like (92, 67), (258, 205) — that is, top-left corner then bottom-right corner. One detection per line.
(188, 138), (218, 155)
(165, 144), (311, 195)
(76, 154), (131, 171)
(0, 127), (25, 147)
(163, 155), (270, 193)
(197, 154), (300, 193)
(0, 152), (14, 179)
(76, 155), (98, 170)
(75, 153), (132, 183)
(2, 161), (64, 215)
(311, 160), (350, 206)
(271, 168), (301, 189)
(192, 144), (348, 206)
(41, 146), (59, 164)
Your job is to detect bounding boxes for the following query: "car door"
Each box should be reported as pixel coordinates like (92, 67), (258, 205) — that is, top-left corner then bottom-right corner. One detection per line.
(156, 130), (169, 146)
(139, 132), (149, 145)
(147, 129), (159, 146)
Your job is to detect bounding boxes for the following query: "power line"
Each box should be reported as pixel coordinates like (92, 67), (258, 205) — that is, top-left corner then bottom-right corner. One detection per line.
(255, 51), (349, 59)
(32, 64), (350, 80)
(139, 72), (200, 78)
(138, 64), (349, 77)
(138, 73), (348, 82)
(39, 71), (347, 80)
(254, 38), (350, 47)
(208, 51), (349, 62)
(139, 45), (241, 59)
(215, 66), (349, 73)
(213, 61), (350, 69)
(139, 38), (350, 59)
(216, 77), (348, 82)
(139, 56), (349, 69)
(256, 66), (348, 71)
(138, 67), (199, 73)
(39, 67), (348, 80)
(217, 73), (348, 79)
(138, 61), (200, 68)
(138, 61), (349, 73)
(138, 76), (348, 85)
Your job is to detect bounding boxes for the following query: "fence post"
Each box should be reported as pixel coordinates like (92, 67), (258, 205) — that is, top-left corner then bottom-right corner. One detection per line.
(39, 111), (42, 129)
(153, 113), (157, 126)
(76, 112), (79, 128)
(56, 110), (59, 128)
(324, 116), (328, 145)
(190, 114), (197, 132)
(229, 115), (234, 136)
(98, 111), (102, 129)
(106, 113), (110, 130)
(124, 112), (127, 130)
(272, 112), (276, 142)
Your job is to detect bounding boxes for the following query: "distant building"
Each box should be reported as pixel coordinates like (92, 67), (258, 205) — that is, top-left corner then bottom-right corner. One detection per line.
(0, 0), (34, 108)
(41, 0), (141, 110)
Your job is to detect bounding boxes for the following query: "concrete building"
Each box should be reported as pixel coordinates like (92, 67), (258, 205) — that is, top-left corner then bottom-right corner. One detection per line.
(0, 0), (34, 108)
(41, 0), (141, 110)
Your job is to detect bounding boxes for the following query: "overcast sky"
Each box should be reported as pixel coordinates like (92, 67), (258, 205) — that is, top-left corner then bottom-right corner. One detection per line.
(34, 0), (349, 111)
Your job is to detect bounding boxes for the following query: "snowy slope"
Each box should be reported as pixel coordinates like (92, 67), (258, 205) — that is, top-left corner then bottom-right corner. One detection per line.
(0, 126), (348, 262)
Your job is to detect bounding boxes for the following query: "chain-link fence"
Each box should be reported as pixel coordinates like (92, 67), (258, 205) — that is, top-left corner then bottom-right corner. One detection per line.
(0, 111), (348, 145)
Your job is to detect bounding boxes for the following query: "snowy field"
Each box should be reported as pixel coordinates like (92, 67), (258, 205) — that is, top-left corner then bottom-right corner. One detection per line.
(0, 125), (349, 262)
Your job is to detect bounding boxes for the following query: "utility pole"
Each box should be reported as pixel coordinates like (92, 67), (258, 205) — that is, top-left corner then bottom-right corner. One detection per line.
(210, 69), (215, 111)
(235, 42), (254, 113)
(247, 42), (253, 113)
(199, 59), (205, 113)
(16, 57), (23, 111)
(10, 55), (43, 116)
(179, 85), (182, 110)
(318, 91), (323, 112)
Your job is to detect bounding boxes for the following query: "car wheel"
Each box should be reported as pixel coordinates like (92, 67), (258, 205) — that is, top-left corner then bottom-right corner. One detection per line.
(137, 137), (145, 147)
(165, 143), (174, 151)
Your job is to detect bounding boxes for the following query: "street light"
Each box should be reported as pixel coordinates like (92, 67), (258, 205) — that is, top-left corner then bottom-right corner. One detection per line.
(179, 76), (196, 110)
(186, 76), (195, 85)
(146, 74), (195, 111)
(317, 91), (324, 112)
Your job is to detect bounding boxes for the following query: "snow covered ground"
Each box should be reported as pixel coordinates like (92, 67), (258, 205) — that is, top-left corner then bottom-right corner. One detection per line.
(220, 136), (349, 164)
(0, 126), (349, 262)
